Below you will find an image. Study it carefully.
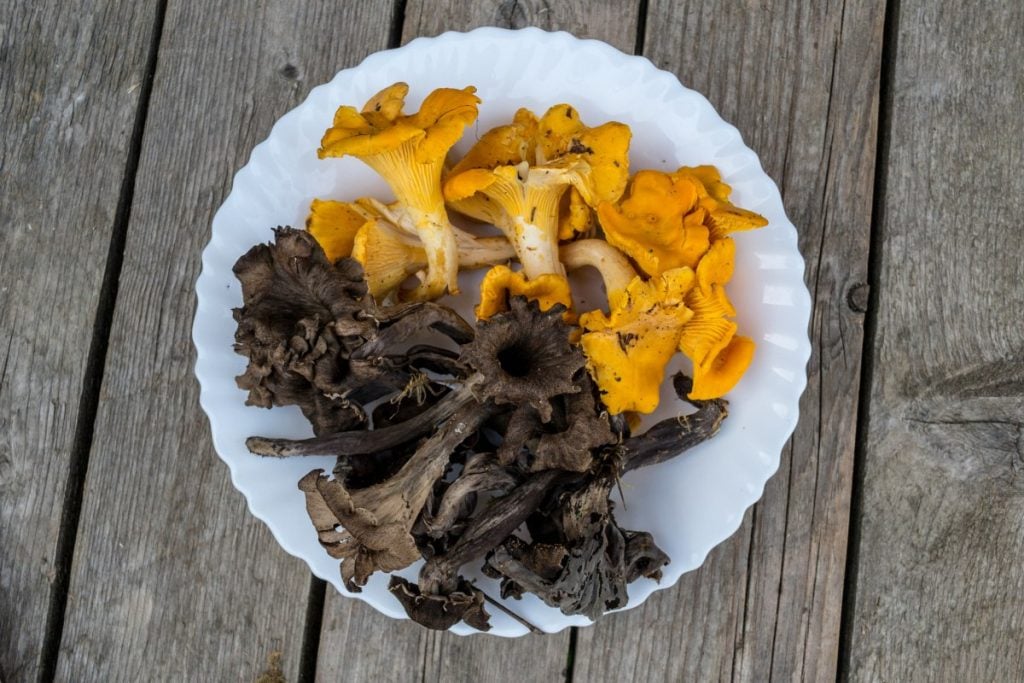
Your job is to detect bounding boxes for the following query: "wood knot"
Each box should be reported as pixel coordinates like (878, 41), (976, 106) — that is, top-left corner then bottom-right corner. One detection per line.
(279, 63), (299, 80)
(846, 282), (870, 313)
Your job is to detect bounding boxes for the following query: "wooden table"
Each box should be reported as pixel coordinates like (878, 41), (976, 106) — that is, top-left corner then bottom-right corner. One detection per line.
(3, 0), (1022, 680)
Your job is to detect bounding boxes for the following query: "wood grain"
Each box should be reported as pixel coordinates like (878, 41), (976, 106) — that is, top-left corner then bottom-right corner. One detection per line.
(846, 0), (1024, 679)
(574, 0), (885, 679)
(50, 1), (393, 680)
(0, 1), (160, 680)
(313, 2), (640, 681)
(401, 0), (640, 45)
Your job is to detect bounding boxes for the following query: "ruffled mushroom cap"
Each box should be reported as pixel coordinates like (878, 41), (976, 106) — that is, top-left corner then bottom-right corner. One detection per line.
(475, 265), (573, 321)
(319, 82), (479, 166)
(318, 82), (481, 299)
(449, 107), (540, 174)
(305, 198), (370, 263)
(689, 334), (755, 400)
(536, 104), (631, 207)
(695, 236), (736, 294)
(298, 469), (423, 591)
(579, 267), (697, 414)
(596, 170), (711, 276)
(673, 165), (731, 202)
(674, 165), (769, 240)
(232, 228), (374, 434)
(461, 296), (584, 422)
(388, 576), (490, 631)
(351, 217), (423, 300)
(447, 105), (630, 214)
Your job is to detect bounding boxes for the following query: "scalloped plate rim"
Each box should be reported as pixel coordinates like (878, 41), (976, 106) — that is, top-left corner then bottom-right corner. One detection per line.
(192, 26), (812, 637)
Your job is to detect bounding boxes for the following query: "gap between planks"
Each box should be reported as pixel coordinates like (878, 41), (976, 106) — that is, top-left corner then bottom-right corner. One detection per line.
(836, 0), (900, 678)
(36, 1), (170, 680)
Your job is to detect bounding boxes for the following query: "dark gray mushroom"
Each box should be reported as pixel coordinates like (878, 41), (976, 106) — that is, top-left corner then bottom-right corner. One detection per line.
(232, 228), (374, 434)
(460, 297), (584, 422)
(484, 475), (668, 619)
(621, 373), (729, 472)
(418, 452), (520, 539)
(530, 373), (616, 472)
(389, 469), (565, 630)
(296, 401), (492, 592)
(245, 374), (485, 457)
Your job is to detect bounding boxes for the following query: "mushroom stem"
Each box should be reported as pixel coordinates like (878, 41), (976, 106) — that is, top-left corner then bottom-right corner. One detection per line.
(419, 468), (566, 595)
(402, 204), (460, 299)
(510, 214), (566, 279)
(360, 196), (509, 258)
(359, 139), (460, 299)
(458, 236), (516, 267)
(560, 239), (638, 301)
(621, 373), (729, 473)
(246, 373), (484, 457)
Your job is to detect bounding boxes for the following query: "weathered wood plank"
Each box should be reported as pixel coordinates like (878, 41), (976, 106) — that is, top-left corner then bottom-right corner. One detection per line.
(574, 0), (884, 679)
(315, 3), (639, 681)
(402, 0), (639, 45)
(51, 1), (393, 680)
(846, 0), (1024, 679)
(0, 1), (161, 679)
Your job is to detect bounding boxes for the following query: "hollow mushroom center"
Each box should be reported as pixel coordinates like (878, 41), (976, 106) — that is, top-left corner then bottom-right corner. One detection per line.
(497, 343), (532, 378)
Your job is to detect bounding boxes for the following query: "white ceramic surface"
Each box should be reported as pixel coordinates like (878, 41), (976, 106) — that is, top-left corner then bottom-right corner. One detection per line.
(193, 27), (811, 637)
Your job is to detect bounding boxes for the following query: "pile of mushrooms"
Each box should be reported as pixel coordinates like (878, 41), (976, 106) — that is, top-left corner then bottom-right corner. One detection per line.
(232, 83), (769, 631)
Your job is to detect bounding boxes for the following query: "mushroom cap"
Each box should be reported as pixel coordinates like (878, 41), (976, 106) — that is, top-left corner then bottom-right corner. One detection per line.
(674, 165), (731, 202)
(673, 165), (768, 240)
(388, 576), (491, 631)
(537, 104), (631, 207)
(689, 334), (756, 400)
(351, 218), (423, 300)
(305, 198), (372, 263)
(298, 469), (424, 592)
(449, 107), (540, 174)
(318, 82), (480, 164)
(695, 236), (736, 294)
(476, 265), (573, 321)
(445, 104), (630, 242)
(580, 267), (697, 414)
(597, 170), (712, 276)
(461, 296), (584, 422)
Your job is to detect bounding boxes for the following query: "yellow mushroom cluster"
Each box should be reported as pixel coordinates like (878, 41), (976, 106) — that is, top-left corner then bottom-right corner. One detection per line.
(307, 82), (768, 413)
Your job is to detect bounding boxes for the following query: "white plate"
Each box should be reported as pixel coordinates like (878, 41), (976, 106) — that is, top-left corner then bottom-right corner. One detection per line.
(193, 27), (811, 637)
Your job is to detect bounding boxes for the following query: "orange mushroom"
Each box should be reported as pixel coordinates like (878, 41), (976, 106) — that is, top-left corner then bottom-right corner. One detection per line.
(596, 170), (711, 276)
(475, 265), (573, 321)
(578, 265), (697, 414)
(445, 105), (630, 281)
(318, 82), (481, 299)
(674, 165), (769, 240)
